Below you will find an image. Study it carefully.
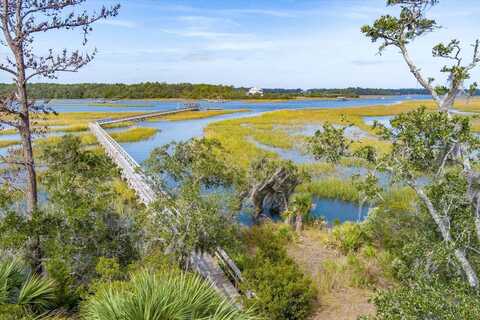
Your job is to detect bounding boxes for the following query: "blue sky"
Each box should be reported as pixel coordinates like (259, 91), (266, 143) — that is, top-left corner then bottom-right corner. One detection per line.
(5, 0), (480, 88)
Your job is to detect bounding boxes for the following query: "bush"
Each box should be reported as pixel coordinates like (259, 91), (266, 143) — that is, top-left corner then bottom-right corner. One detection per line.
(242, 226), (316, 320)
(330, 222), (368, 254)
(83, 270), (257, 320)
(370, 280), (480, 320)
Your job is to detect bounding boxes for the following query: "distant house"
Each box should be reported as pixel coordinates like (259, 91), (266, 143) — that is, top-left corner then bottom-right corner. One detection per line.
(247, 87), (264, 96)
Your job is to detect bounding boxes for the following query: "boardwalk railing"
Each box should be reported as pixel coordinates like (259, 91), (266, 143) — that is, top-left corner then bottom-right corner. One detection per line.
(89, 108), (243, 303)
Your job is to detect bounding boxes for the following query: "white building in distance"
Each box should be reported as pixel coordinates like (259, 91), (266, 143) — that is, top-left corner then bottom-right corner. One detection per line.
(247, 87), (264, 96)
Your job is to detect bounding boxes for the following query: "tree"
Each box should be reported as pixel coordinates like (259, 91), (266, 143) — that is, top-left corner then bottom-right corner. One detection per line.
(144, 137), (242, 192)
(288, 193), (313, 233)
(38, 136), (141, 301)
(0, 136), (142, 306)
(359, 0), (480, 289)
(362, 0), (480, 112)
(144, 138), (242, 267)
(309, 108), (480, 288)
(0, 0), (119, 274)
(146, 182), (237, 269)
(83, 270), (258, 320)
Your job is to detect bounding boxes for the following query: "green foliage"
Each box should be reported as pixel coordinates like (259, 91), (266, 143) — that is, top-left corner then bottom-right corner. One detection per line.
(308, 122), (352, 163)
(299, 177), (359, 202)
(146, 182), (238, 268)
(370, 280), (480, 320)
(0, 136), (143, 308)
(242, 226), (316, 320)
(330, 222), (368, 254)
(0, 259), (56, 319)
(82, 270), (258, 320)
(384, 107), (479, 176)
(361, 1), (437, 53)
(145, 137), (243, 190)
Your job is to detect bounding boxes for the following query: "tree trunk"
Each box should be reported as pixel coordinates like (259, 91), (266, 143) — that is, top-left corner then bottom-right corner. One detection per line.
(19, 126), (38, 214)
(16, 54), (43, 274)
(295, 213), (303, 233)
(454, 248), (479, 288)
(415, 186), (479, 288)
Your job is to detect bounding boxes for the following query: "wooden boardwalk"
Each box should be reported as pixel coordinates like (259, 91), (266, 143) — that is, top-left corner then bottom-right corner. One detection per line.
(89, 108), (242, 303)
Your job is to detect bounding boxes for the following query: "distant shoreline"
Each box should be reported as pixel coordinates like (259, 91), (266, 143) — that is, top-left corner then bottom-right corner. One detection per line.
(44, 94), (431, 105)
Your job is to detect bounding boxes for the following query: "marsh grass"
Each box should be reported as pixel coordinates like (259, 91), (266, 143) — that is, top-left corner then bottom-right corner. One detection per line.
(152, 109), (249, 121)
(33, 111), (142, 127)
(0, 129), (17, 135)
(298, 178), (359, 202)
(205, 100), (440, 168)
(110, 127), (158, 143)
(0, 140), (20, 148)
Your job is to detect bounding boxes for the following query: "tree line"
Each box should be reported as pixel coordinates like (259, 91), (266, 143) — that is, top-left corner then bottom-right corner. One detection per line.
(0, 82), (458, 100)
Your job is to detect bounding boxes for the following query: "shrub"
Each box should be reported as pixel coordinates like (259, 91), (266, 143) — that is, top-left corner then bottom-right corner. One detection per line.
(370, 280), (480, 320)
(330, 222), (368, 254)
(83, 270), (258, 320)
(242, 226), (316, 320)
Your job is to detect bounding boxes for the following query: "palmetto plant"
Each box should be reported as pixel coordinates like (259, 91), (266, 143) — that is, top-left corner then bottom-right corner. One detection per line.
(290, 193), (313, 233)
(83, 271), (259, 320)
(0, 259), (56, 319)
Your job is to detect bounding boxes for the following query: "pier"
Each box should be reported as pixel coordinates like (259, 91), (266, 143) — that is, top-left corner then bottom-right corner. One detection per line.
(89, 107), (242, 303)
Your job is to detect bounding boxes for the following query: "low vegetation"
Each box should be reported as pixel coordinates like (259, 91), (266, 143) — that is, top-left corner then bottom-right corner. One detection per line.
(110, 127), (158, 143)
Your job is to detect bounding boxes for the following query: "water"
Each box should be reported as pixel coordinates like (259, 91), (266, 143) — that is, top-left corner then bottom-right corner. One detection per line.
(121, 111), (263, 163)
(363, 115), (394, 129)
(0, 95), (428, 155)
(237, 197), (369, 226)
(1, 96), (428, 224)
(311, 197), (369, 224)
(248, 138), (315, 164)
(47, 95), (430, 113)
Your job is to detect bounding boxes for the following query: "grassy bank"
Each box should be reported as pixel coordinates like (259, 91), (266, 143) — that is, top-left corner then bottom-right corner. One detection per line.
(110, 127), (158, 143)
(155, 109), (249, 121)
(298, 178), (360, 202)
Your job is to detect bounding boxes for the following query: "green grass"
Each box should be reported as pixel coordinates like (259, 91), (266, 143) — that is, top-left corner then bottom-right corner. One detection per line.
(298, 177), (360, 202)
(0, 129), (17, 135)
(145, 109), (249, 122)
(110, 127), (158, 143)
(102, 121), (135, 129)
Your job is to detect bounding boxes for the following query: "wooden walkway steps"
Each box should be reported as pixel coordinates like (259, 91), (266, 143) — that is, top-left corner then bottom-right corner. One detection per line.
(89, 108), (241, 304)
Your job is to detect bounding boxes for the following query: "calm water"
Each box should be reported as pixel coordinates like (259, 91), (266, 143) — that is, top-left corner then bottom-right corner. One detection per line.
(363, 115), (394, 129)
(2, 95), (429, 223)
(311, 197), (369, 223)
(47, 95), (429, 113)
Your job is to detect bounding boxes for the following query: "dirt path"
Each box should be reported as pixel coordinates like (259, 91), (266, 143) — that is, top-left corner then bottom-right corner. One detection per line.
(286, 229), (375, 320)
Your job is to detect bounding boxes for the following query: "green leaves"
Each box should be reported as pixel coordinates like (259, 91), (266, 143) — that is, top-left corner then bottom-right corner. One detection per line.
(307, 122), (352, 163)
(361, 4), (437, 53)
(145, 137), (243, 191)
(83, 270), (258, 320)
(242, 227), (316, 320)
(0, 259), (56, 318)
(372, 279), (480, 320)
(387, 107), (479, 175)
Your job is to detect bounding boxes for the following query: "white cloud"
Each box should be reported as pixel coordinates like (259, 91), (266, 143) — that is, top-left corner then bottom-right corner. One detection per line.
(99, 19), (137, 28)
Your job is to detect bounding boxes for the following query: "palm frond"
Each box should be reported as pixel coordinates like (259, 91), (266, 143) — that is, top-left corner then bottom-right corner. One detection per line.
(83, 270), (260, 320)
(17, 275), (56, 310)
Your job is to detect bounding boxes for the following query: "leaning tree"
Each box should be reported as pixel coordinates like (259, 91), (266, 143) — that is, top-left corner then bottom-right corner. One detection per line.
(362, 0), (480, 112)
(0, 0), (119, 273)
(353, 0), (480, 289)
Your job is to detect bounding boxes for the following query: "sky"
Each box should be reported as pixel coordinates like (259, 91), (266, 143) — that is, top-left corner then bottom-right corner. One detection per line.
(2, 0), (480, 89)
